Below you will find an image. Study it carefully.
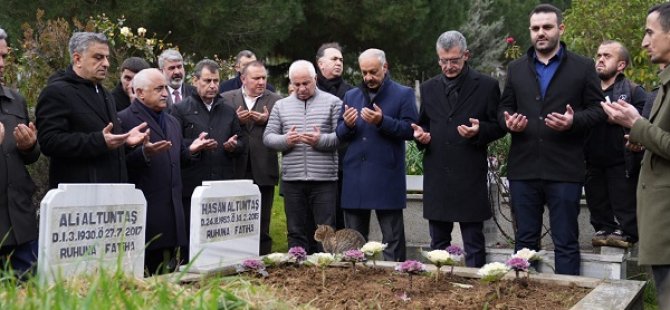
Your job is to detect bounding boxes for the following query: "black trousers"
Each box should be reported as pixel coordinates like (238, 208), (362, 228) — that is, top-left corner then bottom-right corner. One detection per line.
(344, 209), (406, 261)
(429, 220), (486, 267)
(282, 180), (336, 254)
(584, 164), (638, 241)
(258, 185), (275, 255)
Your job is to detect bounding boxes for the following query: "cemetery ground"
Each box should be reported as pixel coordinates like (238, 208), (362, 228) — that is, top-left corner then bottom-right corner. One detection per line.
(0, 187), (659, 309)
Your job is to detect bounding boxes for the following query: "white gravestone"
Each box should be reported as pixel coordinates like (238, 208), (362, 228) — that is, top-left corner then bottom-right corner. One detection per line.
(37, 184), (147, 282)
(189, 180), (261, 272)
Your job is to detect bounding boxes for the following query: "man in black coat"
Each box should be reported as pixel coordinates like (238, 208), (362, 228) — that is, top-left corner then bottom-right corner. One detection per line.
(585, 41), (647, 249)
(222, 61), (281, 255)
(172, 59), (244, 258)
(219, 50), (275, 93)
(118, 68), (215, 274)
(315, 42), (354, 230)
(36, 32), (147, 189)
(111, 57), (150, 111)
(413, 31), (505, 267)
(0, 28), (41, 276)
(498, 4), (605, 275)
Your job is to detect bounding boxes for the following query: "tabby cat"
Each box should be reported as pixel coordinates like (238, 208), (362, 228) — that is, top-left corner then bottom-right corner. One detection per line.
(314, 224), (366, 254)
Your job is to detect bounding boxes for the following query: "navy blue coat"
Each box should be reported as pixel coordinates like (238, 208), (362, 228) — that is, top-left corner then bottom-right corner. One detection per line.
(336, 76), (418, 210)
(118, 100), (189, 250)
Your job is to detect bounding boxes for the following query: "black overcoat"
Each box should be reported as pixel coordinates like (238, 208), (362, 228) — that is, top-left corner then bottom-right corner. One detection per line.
(418, 67), (505, 222)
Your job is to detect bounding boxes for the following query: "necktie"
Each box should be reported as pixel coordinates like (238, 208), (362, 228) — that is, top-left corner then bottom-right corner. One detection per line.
(173, 89), (182, 104)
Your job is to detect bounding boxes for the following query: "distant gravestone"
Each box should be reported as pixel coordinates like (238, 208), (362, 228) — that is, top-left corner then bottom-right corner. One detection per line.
(189, 180), (261, 272)
(37, 184), (146, 282)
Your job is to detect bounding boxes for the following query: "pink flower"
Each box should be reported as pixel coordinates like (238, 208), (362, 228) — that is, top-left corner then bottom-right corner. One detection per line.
(506, 257), (530, 272)
(395, 260), (426, 274)
(342, 249), (366, 263)
(446, 245), (465, 256)
(288, 246), (307, 262)
(242, 259), (265, 271)
(506, 36), (516, 44)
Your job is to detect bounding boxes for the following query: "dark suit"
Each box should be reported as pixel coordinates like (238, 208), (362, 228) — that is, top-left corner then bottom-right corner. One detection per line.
(36, 65), (127, 188)
(498, 44), (605, 275)
(418, 67), (505, 267)
(222, 88), (280, 254)
(166, 84), (197, 112)
(219, 73), (275, 94)
(172, 94), (244, 257)
(118, 99), (189, 273)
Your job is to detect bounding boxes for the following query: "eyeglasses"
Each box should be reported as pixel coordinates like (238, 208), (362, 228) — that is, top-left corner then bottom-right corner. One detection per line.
(438, 56), (464, 65)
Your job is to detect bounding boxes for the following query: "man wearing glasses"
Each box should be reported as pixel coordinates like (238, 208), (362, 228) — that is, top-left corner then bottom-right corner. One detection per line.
(498, 4), (605, 275)
(412, 31), (505, 267)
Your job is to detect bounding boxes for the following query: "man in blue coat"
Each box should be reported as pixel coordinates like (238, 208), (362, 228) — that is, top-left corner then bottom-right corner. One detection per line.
(336, 48), (418, 261)
(118, 68), (216, 274)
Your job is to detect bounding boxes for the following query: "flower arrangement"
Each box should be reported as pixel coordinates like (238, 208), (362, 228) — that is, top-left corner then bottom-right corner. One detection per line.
(262, 252), (288, 267)
(306, 253), (338, 287)
(395, 260), (426, 290)
(341, 249), (366, 272)
(512, 248), (542, 262)
(236, 259), (268, 277)
(506, 257), (530, 279)
(360, 241), (387, 268)
(477, 262), (510, 284)
(288, 246), (307, 264)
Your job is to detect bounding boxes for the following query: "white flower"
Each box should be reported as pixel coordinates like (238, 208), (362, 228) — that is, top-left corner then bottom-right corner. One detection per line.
(512, 248), (542, 261)
(146, 38), (156, 46)
(423, 250), (452, 265)
(360, 241), (387, 256)
(137, 27), (147, 36)
(477, 262), (510, 279)
(265, 252), (287, 264)
(306, 252), (337, 267)
(120, 26), (132, 37)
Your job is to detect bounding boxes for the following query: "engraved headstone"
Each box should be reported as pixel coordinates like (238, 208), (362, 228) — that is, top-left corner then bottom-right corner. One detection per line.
(37, 184), (146, 282)
(189, 180), (261, 272)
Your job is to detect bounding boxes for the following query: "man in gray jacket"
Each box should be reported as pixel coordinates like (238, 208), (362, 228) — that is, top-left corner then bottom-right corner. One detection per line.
(263, 60), (341, 253)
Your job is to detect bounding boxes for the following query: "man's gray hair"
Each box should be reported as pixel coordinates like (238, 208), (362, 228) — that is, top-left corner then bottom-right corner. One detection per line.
(158, 49), (183, 69)
(358, 48), (386, 66)
(288, 60), (316, 81)
(0, 28), (7, 41)
(132, 68), (162, 92)
(436, 31), (467, 53)
(68, 32), (108, 62)
(235, 50), (256, 66)
(193, 59), (220, 78)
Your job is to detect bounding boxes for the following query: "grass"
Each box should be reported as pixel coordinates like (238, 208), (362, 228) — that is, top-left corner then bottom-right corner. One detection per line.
(269, 186), (288, 253)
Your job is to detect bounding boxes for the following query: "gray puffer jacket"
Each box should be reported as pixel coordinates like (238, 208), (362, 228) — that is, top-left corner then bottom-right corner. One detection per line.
(263, 89), (341, 181)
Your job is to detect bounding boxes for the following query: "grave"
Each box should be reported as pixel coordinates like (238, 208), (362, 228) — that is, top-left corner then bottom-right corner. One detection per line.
(37, 184), (146, 282)
(188, 180), (261, 272)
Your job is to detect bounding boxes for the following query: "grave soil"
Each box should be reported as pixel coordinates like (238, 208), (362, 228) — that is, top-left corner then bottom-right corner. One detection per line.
(260, 265), (591, 309)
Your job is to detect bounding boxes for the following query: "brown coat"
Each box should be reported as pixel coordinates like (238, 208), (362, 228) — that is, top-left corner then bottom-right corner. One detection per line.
(222, 89), (281, 186)
(630, 66), (670, 265)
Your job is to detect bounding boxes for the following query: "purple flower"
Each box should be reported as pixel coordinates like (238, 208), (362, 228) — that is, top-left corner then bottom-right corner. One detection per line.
(395, 260), (426, 275)
(342, 249), (365, 263)
(506, 257), (530, 272)
(242, 259), (265, 271)
(446, 245), (465, 256)
(288, 246), (307, 262)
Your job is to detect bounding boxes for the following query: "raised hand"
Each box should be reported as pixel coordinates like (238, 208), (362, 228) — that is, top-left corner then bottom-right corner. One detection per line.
(457, 118), (480, 138)
(189, 132), (218, 154)
(286, 126), (300, 147)
(343, 104), (358, 128)
(103, 123), (130, 150)
(504, 111), (528, 132)
(624, 134), (644, 152)
(545, 104), (574, 131)
(13, 122), (37, 151)
(126, 122), (149, 146)
(236, 106), (251, 124)
(361, 103), (383, 125)
(250, 106), (270, 124)
(223, 134), (238, 152)
(601, 99), (641, 129)
(142, 129), (172, 156)
(411, 123), (431, 144)
(301, 126), (321, 146)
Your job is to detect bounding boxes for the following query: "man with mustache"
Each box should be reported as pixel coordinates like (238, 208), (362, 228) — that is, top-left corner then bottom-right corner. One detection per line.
(118, 68), (216, 274)
(336, 49), (418, 261)
(584, 41), (647, 249)
(498, 4), (605, 275)
(36, 32), (148, 189)
(158, 49), (196, 110)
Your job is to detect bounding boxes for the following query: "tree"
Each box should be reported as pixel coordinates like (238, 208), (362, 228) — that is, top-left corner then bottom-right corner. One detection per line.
(562, 0), (658, 89)
(461, 0), (507, 75)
